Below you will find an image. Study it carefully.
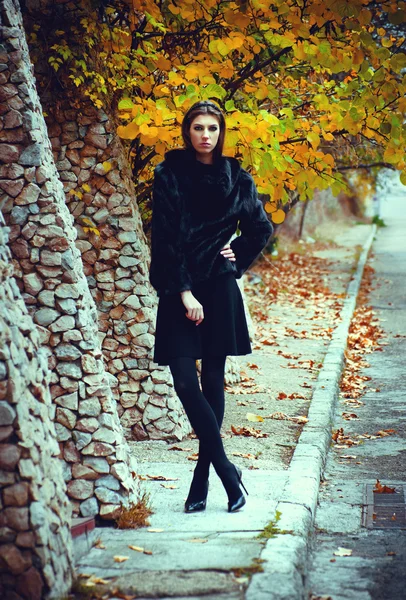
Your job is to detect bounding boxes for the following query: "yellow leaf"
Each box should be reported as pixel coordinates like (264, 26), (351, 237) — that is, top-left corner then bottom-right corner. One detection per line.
(246, 412), (264, 423)
(68, 188), (83, 199)
(156, 56), (171, 70)
(265, 201), (277, 213)
(271, 209), (285, 224)
(102, 161), (112, 173)
(168, 3), (181, 14)
(82, 183), (91, 193)
(306, 132), (320, 150)
(83, 227), (100, 236)
(113, 555), (129, 562)
(333, 547), (353, 557)
(128, 545), (144, 552)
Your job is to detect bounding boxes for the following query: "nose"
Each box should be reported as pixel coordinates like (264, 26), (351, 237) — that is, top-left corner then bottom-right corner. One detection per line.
(202, 129), (209, 139)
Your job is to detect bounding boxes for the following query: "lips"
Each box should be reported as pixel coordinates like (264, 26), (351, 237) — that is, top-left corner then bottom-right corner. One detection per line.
(200, 143), (211, 147)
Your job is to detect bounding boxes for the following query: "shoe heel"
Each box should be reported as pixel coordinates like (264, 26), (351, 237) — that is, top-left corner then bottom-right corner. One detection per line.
(240, 480), (249, 496)
(235, 465), (249, 496)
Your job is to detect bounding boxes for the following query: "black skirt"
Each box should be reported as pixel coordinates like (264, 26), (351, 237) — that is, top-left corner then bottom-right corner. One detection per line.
(153, 273), (252, 365)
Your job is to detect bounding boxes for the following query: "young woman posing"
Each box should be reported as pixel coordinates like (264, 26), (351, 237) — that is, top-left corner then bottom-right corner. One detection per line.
(149, 100), (273, 513)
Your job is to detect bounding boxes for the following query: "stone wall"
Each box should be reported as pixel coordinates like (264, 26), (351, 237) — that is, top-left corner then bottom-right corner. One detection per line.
(42, 101), (191, 441)
(0, 0), (137, 519)
(0, 213), (73, 600)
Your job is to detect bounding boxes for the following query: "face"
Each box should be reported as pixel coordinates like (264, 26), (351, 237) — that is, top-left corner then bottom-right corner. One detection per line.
(189, 114), (221, 156)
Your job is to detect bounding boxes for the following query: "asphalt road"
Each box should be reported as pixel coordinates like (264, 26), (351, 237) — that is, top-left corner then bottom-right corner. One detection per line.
(307, 180), (406, 600)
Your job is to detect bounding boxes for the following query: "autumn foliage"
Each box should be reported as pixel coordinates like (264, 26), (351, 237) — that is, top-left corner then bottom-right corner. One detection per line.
(30, 0), (406, 222)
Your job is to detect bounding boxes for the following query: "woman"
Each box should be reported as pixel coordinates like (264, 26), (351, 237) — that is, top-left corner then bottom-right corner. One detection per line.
(149, 100), (273, 513)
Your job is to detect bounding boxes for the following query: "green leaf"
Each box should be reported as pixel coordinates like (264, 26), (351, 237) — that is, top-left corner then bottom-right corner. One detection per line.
(225, 100), (235, 111)
(118, 98), (134, 110)
(202, 84), (226, 100)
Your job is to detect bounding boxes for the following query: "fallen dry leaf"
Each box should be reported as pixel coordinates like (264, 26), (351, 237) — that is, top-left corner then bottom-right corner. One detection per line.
(187, 538), (208, 543)
(373, 479), (396, 494)
(93, 539), (106, 549)
(342, 412), (359, 420)
(109, 589), (137, 600)
(232, 452), (258, 460)
(80, 574), (112, 586)
(231, 425), (268, 438)
(128, 545), (144, 552)
(267, 411), (289, 420)
(294, 415), (308, 424)
(265, 412), (308, 424)
(168, 446), (193, 452)
(333, 547), (353, 557)
(246, 412), (264, 423)
(147, 528), (164, 533)
(146, 474), (179, 481)
(160, 484), (178, 489)
(375, 429), (396, 437)
(187, 453), (199, 461)
(113, 555), (129, 563)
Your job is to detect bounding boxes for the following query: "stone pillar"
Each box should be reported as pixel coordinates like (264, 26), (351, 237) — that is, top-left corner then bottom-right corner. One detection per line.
(0, 0), (137, 519)
(0, 213), (73, 600)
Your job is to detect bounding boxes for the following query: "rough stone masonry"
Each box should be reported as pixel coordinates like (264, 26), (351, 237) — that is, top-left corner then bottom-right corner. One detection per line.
(0, 0), (138, 520)
(0, 211), (73, 600)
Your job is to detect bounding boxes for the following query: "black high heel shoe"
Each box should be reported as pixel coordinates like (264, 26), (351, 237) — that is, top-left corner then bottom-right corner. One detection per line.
(228, 465), (249, 513)
(184, 480), (209, 513)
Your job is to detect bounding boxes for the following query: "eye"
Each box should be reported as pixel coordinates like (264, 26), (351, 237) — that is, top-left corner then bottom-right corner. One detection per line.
(209, 126), (218, 131)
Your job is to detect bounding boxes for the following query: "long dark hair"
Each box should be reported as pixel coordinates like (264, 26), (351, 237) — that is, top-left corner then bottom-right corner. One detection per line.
(181, 100), (226, 162)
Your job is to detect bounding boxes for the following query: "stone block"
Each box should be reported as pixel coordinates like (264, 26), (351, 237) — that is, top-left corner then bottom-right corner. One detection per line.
(81, 442), (115, 457)
(0, 444), (21, 470)
(67, 479), (94, 500)
(0, 403), (16, 426)
(3, 482), (29, 507)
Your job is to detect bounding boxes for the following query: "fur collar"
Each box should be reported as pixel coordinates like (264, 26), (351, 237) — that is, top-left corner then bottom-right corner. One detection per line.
(163, 148), (242, 217)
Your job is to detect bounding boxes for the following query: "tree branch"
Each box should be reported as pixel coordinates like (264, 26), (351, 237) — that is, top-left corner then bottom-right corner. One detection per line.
(334, 162), (395, 172)
(225, 46), (292, 95)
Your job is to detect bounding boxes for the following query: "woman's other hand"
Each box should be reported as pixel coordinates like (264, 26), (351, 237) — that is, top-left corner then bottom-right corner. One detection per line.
(220, 244), (236, 262)
(180, 291), (204, 326)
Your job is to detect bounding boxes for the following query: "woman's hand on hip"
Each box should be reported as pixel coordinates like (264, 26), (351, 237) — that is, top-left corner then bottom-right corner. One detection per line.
(180, 291), (204, 326)
(220, 243), (236, 262)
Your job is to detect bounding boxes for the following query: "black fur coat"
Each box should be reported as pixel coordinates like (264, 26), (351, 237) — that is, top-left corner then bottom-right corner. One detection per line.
(149, 148), (274, 296)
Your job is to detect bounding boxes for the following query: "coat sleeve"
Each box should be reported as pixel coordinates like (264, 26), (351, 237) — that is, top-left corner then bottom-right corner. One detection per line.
(149, 164), (193, 296)
(230, 172), (274, 279)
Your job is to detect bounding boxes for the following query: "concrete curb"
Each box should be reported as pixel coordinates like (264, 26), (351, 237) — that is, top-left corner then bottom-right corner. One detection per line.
(246, 225), (377, 600)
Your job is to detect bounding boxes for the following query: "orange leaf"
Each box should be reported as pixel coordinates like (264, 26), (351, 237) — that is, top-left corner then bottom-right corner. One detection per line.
(373, 479), (396, 494)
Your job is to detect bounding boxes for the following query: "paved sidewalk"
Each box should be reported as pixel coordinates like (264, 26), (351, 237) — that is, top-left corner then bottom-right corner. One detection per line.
(73, 219), (374, 599)
(308, 184), (406, 599)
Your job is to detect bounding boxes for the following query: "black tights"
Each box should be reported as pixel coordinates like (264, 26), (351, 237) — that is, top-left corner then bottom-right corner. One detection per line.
(168, 356), (238, 502)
